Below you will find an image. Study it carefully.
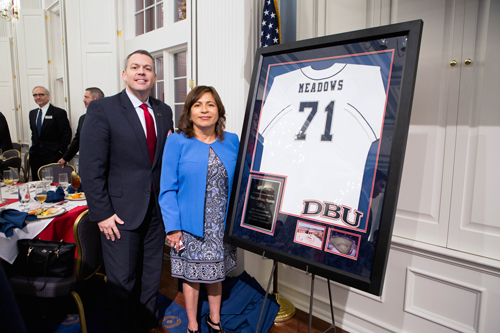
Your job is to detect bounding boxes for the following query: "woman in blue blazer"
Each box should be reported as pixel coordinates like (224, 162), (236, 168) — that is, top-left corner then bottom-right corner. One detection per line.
(159, 86), (239, 333)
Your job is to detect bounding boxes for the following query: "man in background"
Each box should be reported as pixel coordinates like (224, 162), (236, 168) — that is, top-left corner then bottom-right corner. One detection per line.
(80, 50), (173, 333)
(29, 86), (71, 180)
(0, 111), (13, 154)
(58, 87), (104, 166)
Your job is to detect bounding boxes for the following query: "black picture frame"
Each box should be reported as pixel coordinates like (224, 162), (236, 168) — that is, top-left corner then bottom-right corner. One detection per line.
(225, 20), (423, 296)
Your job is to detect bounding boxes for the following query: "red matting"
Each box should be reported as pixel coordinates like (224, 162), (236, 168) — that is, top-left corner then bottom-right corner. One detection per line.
(36, 205), (88, 257)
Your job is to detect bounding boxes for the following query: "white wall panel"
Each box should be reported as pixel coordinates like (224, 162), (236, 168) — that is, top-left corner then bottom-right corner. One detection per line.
(64, 0), (84, 134)
(405, 268), (484, 332)
(78, 0), (119, 97)
(82, 0), (116, 53)
(0, 36), (19, 141)
(0, 38), (12, 82)
(324, 0), (367, 35)
(85, 53), (116, 97)
(16, 9), (49, 144)
(196, 0), (256, 135)
(22, 14), (48, 71)
(272, 241), (500, 332)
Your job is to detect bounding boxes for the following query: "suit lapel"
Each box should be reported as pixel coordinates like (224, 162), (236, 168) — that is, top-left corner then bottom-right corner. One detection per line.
(119, 91), (151, 165)
(30, 109), (39, 140)
(41, 104), (53, 133)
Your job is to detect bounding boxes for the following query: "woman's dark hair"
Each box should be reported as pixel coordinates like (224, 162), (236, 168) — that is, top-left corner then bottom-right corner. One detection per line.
(177, 85), (226, 141)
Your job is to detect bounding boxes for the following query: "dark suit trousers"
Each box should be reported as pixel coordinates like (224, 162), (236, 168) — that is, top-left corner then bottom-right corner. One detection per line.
(100, 193), (165, 333)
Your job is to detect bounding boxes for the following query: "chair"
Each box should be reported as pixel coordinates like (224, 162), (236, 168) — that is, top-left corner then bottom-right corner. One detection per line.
(2, 149), (20, 159)
(12, 142), (22, 152)
(37, 163), (75, 182)
(3, 156), (22, 176)
(9, 210), (104, 333)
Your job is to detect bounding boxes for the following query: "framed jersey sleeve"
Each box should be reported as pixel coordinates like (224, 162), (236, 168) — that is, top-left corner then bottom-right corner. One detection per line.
(226, 20), (423, 296)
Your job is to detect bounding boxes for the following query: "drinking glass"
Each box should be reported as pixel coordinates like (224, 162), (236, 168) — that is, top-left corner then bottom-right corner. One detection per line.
(10, 168), (19, 192)
(35, 183), (48, 205)
(42, 168), (54, 186)
(71, 172), (81, 191)
(18, 184), (31, 211)
(59, 173), (69, 192)
(3, 169), (13, 192)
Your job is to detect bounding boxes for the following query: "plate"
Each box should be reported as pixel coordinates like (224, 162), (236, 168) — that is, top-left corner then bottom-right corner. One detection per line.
(29, 207), (67, 219)
(65, 193), (86, 201)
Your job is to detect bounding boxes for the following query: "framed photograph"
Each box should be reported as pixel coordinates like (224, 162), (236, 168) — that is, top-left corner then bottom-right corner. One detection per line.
(226, 20), (423, 295)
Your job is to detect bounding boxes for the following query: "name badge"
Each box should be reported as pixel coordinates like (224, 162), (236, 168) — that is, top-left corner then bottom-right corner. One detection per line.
(45, 115), (53, 119)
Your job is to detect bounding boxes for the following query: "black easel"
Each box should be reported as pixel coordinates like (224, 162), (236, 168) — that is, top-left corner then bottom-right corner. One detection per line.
(255, 252), (276, 333)
(308, 272), (337, 333)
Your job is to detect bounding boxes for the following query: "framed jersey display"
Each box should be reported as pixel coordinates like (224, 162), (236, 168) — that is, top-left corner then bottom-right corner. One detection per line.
(226, 20), (423, 296)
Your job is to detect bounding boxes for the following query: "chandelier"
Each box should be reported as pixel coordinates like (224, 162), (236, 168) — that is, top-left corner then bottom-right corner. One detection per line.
(0, 0), (19, 21)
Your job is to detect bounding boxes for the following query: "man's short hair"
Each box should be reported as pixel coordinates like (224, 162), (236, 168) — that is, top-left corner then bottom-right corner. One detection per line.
(32, 86), (50, 95)
(124, 50), (155, 73)
(86, 87), (105, 99)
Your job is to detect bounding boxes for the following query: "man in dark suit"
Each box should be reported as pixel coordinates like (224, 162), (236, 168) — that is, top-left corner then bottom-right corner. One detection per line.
(29, 86), (71, 180)
(80, 50), (173, 333)
(0, 111), (13, 154)
(58, 87), (105, 166)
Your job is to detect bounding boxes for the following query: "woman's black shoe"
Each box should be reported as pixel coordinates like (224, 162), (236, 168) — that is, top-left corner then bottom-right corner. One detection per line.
(206, 314), (224, 333)
(187, 329), (199, 333)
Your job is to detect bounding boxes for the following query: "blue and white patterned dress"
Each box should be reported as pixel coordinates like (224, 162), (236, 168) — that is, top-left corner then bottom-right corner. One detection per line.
(170, 149), (237, 283)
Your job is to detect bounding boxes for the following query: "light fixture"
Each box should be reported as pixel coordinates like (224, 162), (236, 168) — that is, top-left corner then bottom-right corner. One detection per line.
(0, 0), (19, 21)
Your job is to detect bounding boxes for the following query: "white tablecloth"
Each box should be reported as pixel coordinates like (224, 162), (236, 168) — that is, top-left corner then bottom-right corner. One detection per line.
(0, 185), (87, 264)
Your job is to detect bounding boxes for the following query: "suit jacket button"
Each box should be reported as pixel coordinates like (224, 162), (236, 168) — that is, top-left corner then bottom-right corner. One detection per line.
(146, 190), (150, 194)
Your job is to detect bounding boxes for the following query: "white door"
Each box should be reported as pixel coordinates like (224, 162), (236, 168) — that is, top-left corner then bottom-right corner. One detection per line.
(447, 0), (500, 260)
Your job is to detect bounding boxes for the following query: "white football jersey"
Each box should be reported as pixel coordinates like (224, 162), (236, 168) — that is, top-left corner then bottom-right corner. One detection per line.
(255, 63), (387, 229)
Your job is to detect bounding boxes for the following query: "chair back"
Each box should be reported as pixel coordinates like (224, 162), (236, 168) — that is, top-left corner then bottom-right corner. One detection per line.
(3, 157), (22, 175)
(2, 149), (20, 159)
(23, 153), (29, 182)
(37, 163), (75, 182)
(73, 210), (102, 281)
(12, 142), (22, 152)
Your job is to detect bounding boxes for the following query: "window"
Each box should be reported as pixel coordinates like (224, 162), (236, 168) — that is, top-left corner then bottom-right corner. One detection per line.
(136, 0), (164, 36)
(149, 51), (187, 127)
(174, 51), (187, 125)
(175, 0), (187, 22)
(150, 56), (164, 101)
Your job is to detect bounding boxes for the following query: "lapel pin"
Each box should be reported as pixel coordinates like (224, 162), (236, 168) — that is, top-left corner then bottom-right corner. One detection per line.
(157, 113), (162, 116)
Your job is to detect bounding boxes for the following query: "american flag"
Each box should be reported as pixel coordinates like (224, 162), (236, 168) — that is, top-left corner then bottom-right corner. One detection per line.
(260, 0), (281, 48)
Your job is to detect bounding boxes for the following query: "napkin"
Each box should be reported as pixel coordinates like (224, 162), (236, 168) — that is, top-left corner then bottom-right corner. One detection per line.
(0, 209), (37, 237)
(67, 184), (84, 193)
(45, 186), (65, 203)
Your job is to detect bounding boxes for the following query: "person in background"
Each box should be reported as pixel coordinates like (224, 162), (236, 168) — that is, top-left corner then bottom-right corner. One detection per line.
(29, 86), (71, 180)
(160, 85), (239, 333)
(58, 87), (104, 166)
(0, 111), (13, 154)
(80, 50), (173, 333)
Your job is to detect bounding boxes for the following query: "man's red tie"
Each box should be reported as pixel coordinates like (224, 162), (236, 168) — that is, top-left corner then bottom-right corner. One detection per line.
(140, 103), (157, 165)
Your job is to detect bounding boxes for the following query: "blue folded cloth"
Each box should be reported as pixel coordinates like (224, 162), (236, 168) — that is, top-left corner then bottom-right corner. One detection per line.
(0, 209), (37, 237)
(45, 186), (65, 203)
(199, 271), (280, 333)
(67, 184), (83, 193)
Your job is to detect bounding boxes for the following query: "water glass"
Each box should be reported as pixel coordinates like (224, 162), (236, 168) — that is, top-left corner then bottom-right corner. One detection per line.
(59, 173), (69, 191)
(42, 168), (54, 185)
(18, 184), (31, 211)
